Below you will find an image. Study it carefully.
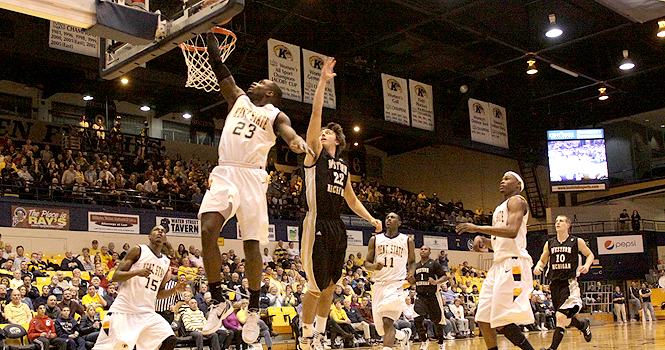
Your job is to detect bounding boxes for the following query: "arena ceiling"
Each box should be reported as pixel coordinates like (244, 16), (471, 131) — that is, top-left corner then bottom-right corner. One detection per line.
(1, 0), (665, 158)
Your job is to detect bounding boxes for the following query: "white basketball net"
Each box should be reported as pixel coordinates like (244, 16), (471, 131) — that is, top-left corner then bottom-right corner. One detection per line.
(179, 28), (236, 93)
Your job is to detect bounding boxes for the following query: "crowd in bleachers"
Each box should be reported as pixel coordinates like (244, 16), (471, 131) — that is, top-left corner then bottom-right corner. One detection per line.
(0, 135), (491, 230)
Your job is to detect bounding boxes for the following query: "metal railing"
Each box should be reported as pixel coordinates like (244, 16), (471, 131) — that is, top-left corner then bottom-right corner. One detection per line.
(528, 219), (665, 234)
(580, 282), (614, 313)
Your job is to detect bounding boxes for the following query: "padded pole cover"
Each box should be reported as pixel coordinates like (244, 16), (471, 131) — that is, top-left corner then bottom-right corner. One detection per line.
(85, 0), (159, 45)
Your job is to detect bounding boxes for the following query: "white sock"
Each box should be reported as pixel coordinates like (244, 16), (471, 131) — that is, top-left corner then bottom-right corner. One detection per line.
(303, 323), (314, 338)
(395, 330), (406, 340)
(315, 315), (327, 334)
(384, 347), (392, 350)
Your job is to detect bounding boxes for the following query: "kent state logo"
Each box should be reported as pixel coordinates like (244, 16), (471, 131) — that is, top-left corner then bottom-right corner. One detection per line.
(273, 45), (293, 61)
(472, 102), (484, 114)
(309, 56), (323, 70)
(493, 107), (503, 120)
(387, 79), (402, 93)
(414, 85), (427, 98)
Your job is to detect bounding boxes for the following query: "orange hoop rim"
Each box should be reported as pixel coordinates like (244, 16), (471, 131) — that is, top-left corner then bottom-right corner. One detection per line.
(179, 27), (236, 52)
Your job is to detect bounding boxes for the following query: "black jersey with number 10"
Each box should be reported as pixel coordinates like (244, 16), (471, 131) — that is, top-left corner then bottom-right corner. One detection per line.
(303, 148), (348, 219)
(547, 235), (579, 281)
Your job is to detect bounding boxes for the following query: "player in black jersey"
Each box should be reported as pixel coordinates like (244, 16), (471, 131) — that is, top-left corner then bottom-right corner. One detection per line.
(299, 57), (382, 350)
(533, 215), (595, 350)
(409, 245), (449, 350)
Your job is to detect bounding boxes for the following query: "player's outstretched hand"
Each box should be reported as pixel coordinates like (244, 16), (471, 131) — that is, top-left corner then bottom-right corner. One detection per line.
(136, 268), (152, 278)
(471, 235), (483, 252)
(533, 265), (543, 276)
(406, 274), (416, 285)
(175, 281), (188, 292)
(579, 266), (589, 274)
(456, 223), (478, 234)
(320, 57), (337, 82)
(371, 218), (383, 233)
(290, 138), (315, 157)
(374, 261), (384, 270)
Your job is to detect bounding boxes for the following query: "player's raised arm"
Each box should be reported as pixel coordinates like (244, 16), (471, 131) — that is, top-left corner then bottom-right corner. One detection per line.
(206, 33), (244, 107)
(156, 269), (187, 299)
(111, 246), (151, 283)
(304, 57), (336, 167)
(343, 179), (382, 232)
(533, 241), (550, 275)
(274, 113), (314, 157)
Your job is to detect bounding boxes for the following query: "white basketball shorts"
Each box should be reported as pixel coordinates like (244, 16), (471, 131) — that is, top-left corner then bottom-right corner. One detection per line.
(92, 312), (173, 350)
(198, 165), (270, 245)
(372, 280), (407, 332)
(475, 256), (535, 328)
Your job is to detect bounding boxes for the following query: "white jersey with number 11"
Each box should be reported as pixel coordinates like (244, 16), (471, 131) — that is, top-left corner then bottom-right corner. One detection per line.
(372, 233), (409, 282)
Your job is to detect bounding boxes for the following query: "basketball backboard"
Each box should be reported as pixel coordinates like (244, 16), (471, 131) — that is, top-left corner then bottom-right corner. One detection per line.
(0, 0), (244, 80)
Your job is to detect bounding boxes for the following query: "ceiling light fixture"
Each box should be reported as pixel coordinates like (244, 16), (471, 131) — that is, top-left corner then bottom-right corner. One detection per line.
(619, 50), (635, 70)
(140, 105), (151, 111)
(545, 14), (563, 38)
(526, 59), (538, 75)
(658, 20), (665, 38)
(82, 95), (93, 101)
(353, 142), (359, 146)
(353, 126), (360, 132)
(183, 113), (192, 119)
(121, 77), (129, 84)
(598, 87), (609, 101)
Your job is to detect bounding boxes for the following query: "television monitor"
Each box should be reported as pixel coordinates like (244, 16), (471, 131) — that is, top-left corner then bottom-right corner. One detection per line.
(547, 129), (608, 192)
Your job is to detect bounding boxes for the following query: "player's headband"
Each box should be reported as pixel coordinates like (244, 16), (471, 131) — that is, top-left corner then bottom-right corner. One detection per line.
(504, 171), (524, 192)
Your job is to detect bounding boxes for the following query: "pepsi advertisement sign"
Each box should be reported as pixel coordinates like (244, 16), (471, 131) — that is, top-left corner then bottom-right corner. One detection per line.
(597, 235), (644, 255)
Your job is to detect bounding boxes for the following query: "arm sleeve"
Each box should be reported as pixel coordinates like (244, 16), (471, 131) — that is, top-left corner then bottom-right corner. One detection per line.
(28, 320), (40, 341)
(54, 320), (65, 336)
(182, 311), (194, 332)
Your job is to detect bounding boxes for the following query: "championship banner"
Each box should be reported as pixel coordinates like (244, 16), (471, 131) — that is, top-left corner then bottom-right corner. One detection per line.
(423, 235), (448, 251)
(237, 224), (276, 242)
(302, 49), (336, 109)
(49, 21), (100, 57)
(381, 73), (410, 126)
(287, 226), (299, 242)
(268, 39), (302, 102)
(469, 98), (492, 145)
(347, 230), (364, 246)
(11, 206), (70, 230)
(156, 217), (200, 237)
(88, 212), (140, 234)
(597, 235), (644, 255)
(489, 103), (509, 149)
(409, 80), (434, 131)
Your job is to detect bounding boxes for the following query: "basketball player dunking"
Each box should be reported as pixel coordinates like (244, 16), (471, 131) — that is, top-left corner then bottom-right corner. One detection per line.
(200, 34), (313, 341)
(92, 225), (186, 350)
(299, 57), (382, 350)
(365, 213), (416, 350)
(456, 172), (536, 350)
(533, 215), (594, 350)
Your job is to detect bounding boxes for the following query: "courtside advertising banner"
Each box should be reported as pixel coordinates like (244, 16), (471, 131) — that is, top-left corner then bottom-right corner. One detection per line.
(489, 103), (509, 149)
(156, 217), (200, 237)
(468, 98), (492, 145)
(423, 235), (448, 251)
(49, 21), (100, 58)
(287, 226), (299, 242)
(268, 39), (302, 102)
(11, 205), (70, 230)
(237, 224), (276, 241)
(88, 212), (140, 234)
(347, 230), (364, 246)
(302, 49), (336, 109)
(597, 235), (644, 255)
(409, 80), (434, 131)
(381, 73), (410, 126)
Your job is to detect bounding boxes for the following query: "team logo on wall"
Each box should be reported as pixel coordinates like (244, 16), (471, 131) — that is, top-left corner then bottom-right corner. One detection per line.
(386, 79), (402, 93)
(467, 238), (474, 251)
(472, 102), (484, 114)
(492, 106), (503, 120)
(309, 56), (323, 69)
(11, 207), (27, 227)
(414, 85), (428, 98)
(11, 205), (69, 230)
(273, 45), (293, 61)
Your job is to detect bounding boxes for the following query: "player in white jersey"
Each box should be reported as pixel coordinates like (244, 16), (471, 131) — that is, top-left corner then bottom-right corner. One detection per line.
(199, 33), (313, 340)
(456, 172), (536, 350)
(93, 225), (186, 350)
(365, 213), (415, 350)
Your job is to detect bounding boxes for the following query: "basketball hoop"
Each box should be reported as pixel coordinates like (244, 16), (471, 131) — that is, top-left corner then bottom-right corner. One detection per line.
(179, 27), (237, 93)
